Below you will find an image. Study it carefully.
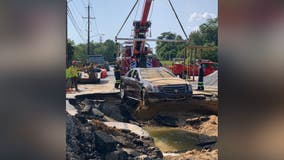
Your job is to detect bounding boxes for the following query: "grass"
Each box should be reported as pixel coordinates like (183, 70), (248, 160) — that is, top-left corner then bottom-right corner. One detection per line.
(160, 60), (173, 67)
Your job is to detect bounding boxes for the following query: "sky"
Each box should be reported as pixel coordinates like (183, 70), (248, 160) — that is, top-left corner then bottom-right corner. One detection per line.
(67, 0), (217, 50)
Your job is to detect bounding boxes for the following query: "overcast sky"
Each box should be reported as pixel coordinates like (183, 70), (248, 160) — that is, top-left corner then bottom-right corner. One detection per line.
(67, 0), (217, 49)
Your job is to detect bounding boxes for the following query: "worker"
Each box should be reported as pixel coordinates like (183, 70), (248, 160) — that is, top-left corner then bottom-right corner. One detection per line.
(114, 61), (121, 89)
(69, 60), (79, 92)
(157, 58), (162, 67)
(130, 56), (137, 69)
(197, 60), (204, 90)
(146, 56), (153, 68)
(66, 66), (72, 92)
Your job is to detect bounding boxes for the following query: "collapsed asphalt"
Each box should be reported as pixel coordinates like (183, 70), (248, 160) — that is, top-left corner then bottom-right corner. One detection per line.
(66, 93), (218, 159)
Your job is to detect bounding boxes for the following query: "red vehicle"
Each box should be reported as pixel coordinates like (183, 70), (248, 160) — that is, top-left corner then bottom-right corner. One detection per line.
(115, 0), (186, 75)
(100, 68), (108, 79)
(116, 0), (159, 75)
(169, 58), (218, 78)
(96, 65), (108, 79)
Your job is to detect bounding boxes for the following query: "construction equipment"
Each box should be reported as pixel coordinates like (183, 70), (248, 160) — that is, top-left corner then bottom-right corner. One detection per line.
(169, 59), (218, 79)
(115, 0), (188, 75)
(168, 46), (218, 80)
(115, 0), (157, 74)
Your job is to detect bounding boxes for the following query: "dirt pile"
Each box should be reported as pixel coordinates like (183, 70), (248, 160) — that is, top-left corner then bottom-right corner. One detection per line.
(164, 149), (218, 160)
(146, 112), (218, 151)
(183, 115), (218, 150)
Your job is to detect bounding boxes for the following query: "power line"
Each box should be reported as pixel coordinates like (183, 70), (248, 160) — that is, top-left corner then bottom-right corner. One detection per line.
(168, 0), (189, 40)
(149, 0), (155, 21)
(134, 0), (141, 21)
(69, 4), (85, 31)
(67, 6), (86, 42)
(115, 0), (139, 39)
(80, 0), (87, 7)
(70, 1), (84, 17)
(94, 18), (100, 35)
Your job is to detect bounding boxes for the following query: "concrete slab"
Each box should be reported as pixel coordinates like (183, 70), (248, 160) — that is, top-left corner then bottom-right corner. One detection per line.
(104, 122), (150, 137)
(66, 100), (78, 116)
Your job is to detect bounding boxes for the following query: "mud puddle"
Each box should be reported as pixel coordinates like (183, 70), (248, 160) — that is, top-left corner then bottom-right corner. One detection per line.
(144, 126), (202, 153)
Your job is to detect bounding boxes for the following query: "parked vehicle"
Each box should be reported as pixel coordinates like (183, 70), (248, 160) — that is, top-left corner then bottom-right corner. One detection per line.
(169, 59), (218, 78)
(120, 67), (193, 105)
(87, 55), (110, 71)
(100, 68), (108, 79)
(78, 68), (101, 84)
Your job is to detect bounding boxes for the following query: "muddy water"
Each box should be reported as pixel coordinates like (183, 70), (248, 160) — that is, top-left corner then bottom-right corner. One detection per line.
(144, 126), (202, 153)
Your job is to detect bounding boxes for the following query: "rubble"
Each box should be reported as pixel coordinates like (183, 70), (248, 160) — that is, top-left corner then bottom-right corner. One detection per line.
(66, 112), (163, 160)
(66, 95), (218, 159)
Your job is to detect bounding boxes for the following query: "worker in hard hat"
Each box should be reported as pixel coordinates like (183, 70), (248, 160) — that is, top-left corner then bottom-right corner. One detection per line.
(197, 60), (204, 91)
(114, 61), (121, 89)
(130, 56), (137, 69)
(69, 60), (79, 92)
(146, 56), (153, 68)
(66, 66), (72, 93)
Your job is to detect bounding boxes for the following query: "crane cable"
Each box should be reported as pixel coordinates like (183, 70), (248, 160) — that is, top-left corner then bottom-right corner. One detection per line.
(149, 0), (155, 37)
(168, 0), (189, 41)
(149, 0), (154, 21)
(134, 0), (141, 21)
(115, 0), (139, 41)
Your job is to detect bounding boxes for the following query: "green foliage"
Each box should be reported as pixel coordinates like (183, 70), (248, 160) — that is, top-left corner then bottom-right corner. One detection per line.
(160, 60), (173, 67)
(156, 32), (186, 60)
(73, 43), (87, 63)
(70, 39), (117, 63)
(156, 18), (218, 62)
(189, 18), (218, 62)
(67, 39), (75, 67)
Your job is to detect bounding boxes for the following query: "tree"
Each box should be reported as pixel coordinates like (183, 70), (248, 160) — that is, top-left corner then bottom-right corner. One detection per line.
(73, 43), (87, 63)
(103, 40), (116, 62)
(188, 18), (218, 62)
(156, 32), (185, 60)
(199, 18), (218, 45)
(66, 39), (75, 67)
(70, 39), (117, 63)
(189, 31), (203, 45)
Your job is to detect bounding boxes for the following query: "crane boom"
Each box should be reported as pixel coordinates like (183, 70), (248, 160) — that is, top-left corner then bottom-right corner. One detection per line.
(132, 0), (153, 67)
(140, 0), (152, 26)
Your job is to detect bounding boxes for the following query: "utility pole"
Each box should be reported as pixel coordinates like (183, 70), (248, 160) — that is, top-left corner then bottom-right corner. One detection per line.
(83, 0), (95, 55)
(87, 2), (90, 55)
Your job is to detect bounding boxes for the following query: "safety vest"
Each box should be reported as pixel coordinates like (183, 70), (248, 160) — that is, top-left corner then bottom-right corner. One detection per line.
(66, 68), (72, 79)
(68, 66), (79, 78)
